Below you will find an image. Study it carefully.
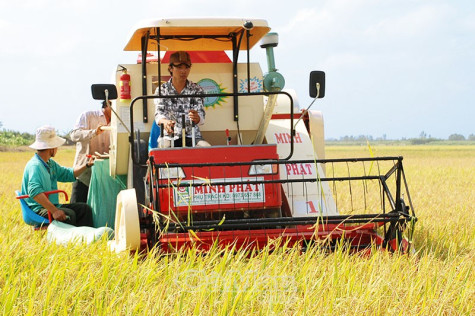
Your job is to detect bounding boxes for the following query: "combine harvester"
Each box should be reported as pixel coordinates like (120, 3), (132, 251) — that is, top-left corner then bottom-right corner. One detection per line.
(95, 18), (416, 253)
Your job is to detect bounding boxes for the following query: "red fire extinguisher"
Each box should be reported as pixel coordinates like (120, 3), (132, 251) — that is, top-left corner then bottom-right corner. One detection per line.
(119, 66), (131, 101)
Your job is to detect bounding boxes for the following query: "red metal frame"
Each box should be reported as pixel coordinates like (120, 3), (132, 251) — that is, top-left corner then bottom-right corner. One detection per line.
(16, 190), (69, 223)
(156, 223), (392, 253)
(146, 214), (410, 254)
(140, 222), (408, 254)
(144, 148), (415, 254)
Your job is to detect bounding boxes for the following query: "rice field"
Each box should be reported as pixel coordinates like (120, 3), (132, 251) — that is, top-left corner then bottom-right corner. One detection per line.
(1, 145), (473, 315)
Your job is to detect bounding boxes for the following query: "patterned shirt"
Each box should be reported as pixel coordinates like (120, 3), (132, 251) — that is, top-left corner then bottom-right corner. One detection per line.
(70, 110), (110, 185)
(21, 154), (76, 213)
(154, 79), (206, 140)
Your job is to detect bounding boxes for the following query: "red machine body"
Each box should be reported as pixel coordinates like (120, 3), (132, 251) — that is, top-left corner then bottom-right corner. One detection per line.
(145, 145), (412, 254)
(150, 144), (281, 215)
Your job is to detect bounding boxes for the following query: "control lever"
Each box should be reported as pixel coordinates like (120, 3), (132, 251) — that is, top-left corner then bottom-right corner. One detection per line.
(181, 114), (186, 147)
(192, 122), (196, 147)
(159, 123), (164, 149)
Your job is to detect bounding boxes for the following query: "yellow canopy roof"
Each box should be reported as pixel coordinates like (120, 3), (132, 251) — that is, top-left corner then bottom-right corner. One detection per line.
(124, 18), (271, 52)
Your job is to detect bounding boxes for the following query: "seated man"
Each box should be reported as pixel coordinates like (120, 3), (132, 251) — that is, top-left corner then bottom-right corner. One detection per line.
(21, 126), (94, 227)
(154, 51), (210, 148)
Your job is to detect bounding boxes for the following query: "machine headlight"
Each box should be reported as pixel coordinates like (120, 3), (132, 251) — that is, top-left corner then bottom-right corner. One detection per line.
(159, 167), (185, 179)
(249, 163), (278, 175)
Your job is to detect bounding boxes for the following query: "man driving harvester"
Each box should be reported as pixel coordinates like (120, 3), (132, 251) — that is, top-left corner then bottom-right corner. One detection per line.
(154, 51), (210, 148)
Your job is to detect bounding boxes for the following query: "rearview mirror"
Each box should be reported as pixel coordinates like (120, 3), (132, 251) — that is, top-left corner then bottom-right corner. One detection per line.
(309, 71), (325, 98)
(91, 84), (118, 100)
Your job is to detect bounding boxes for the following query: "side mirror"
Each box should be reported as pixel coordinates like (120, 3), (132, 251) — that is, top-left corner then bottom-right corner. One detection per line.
(309, 71), (325, 98)
(91, 84), (118, 100)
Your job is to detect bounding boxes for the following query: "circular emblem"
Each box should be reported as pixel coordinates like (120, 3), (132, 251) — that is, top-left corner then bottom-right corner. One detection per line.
(197, 78), (227, 108)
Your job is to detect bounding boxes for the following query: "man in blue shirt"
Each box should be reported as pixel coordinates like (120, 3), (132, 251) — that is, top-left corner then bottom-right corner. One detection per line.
(21, 126), (94, 226)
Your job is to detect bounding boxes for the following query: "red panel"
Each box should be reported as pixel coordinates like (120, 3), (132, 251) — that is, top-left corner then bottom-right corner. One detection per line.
(137, 53), (159, 64)
(270, 114), (302, 120)
(162, 51), (232, 63)
(151, 145), (281, 214)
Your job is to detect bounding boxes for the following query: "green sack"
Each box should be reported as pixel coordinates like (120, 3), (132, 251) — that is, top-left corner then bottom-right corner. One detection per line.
(87, 159), (126, 229)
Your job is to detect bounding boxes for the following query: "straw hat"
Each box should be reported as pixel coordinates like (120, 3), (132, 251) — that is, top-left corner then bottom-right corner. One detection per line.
(29, 126), (66, 150)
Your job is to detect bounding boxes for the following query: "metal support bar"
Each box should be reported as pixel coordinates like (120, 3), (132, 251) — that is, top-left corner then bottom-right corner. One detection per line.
(156, 27), (161, 97)
(164, 213), (408, 232)
(129, 91), (296, 163)
(141, 32), (150, 123)
(395, 158), (403, 212)
(155, 34), (231, 41)
(153, 155), (402, 168)
(156, 175), (383, 189)
(246, 30), (251, 93)
(232, 34), (240, 122)
(379, 176), (396, 210)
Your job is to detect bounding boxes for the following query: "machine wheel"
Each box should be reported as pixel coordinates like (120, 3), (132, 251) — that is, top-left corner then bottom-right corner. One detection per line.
(108, 189), (140, 252)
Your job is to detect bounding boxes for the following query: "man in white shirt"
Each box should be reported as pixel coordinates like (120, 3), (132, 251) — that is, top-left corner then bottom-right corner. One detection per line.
(70, 100), (111, 203)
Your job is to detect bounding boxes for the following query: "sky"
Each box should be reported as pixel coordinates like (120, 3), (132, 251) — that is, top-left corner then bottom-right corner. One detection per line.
(0, 0), (474, 140)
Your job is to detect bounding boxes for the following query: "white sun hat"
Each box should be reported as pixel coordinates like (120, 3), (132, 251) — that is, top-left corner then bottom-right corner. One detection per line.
(29, 125), (66, 150)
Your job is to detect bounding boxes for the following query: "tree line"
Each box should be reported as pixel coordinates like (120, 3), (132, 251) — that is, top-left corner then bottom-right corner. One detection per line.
(323, 131), (474, 144)
(0, 121), (473, 147)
